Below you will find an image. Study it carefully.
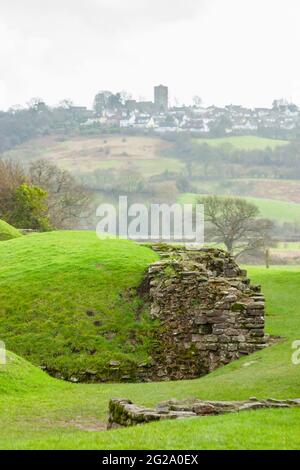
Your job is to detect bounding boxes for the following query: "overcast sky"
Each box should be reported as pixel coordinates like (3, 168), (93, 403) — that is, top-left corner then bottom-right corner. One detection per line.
(1, 0), (300, 110)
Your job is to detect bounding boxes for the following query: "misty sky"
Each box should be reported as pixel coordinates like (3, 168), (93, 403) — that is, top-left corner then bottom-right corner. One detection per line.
(1, 0), (300, 110)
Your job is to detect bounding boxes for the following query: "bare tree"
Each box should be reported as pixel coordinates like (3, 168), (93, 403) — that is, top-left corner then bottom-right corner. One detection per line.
(198, 196), (273, 257)
(29, 160), (91, 229)
(0, 159), (26, 221)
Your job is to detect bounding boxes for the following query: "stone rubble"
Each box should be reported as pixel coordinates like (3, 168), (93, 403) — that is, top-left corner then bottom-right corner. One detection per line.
(107, 397), (300, 428)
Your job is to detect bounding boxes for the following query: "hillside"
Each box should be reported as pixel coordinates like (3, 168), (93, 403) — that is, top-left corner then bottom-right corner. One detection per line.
(0, 350), (58, 395)
(2, 134), (182, 177)
(0, 232), (158, 382)
(0, 219), (22, 241)
(0, 266), (300, 449)
(3, 132), (299, 204)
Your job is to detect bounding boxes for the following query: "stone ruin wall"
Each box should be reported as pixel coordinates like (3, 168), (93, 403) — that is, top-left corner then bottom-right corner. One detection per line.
(140, 246), (266, 382)
(108, 397), (300, 429)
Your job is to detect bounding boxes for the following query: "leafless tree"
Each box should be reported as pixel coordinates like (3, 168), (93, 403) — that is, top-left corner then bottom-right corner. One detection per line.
(0, 159), (26, 220)
(198, 195), (273, 257)
(29, 160), (91, 229)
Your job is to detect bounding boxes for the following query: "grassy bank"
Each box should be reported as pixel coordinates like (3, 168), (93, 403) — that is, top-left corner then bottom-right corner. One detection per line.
(0, 219), (22, 241)
(0, 264), (299, 449)
(0, 232), (158, 381)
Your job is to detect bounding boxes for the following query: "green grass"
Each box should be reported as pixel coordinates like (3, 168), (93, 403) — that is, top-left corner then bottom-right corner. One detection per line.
(274, 242), (300, 252)
(242, 197), (300, 223)
(0, 219), (22, 241)
(179, 193), (300, 223)
(194, 135), (288, 150)
(0, 264), (300, 449)
(0, 232), (158, 382)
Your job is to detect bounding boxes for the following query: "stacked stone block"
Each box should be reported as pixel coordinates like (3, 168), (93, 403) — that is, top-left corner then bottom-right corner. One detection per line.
(142, 246), (266, 381)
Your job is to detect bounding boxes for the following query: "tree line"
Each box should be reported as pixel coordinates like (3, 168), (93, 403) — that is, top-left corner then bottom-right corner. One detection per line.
(165, 137), (300, 180)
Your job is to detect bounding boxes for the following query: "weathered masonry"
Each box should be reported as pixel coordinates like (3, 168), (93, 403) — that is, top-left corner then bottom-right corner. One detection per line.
(108, 397), (300, 428)
(140, 246), (266, 381)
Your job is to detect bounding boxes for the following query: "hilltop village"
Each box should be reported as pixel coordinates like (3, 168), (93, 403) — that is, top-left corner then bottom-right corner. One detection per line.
(80, 86), (300, 137)
(2, 86), (299, 154)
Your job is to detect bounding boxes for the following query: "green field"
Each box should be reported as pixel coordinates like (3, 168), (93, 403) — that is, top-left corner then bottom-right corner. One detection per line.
(274, 242), (300, 251)
(179, 193), (300, 224)
(0, 232), (300, 449)
(0, 232), (158, 382)
(194, 135), (288, 150)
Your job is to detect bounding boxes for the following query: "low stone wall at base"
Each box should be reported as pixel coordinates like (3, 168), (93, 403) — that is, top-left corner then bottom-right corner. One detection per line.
(107, 397), (300, 429)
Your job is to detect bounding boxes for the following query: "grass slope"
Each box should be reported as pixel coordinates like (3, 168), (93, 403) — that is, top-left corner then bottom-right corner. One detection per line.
(0, 351), (60, 395)
(0, 265), (300, 449)
(179, 193), (300, 223)
(0, 232), (158, 381)
(194, 135), (288, 150)
(0, 219), (22, 241)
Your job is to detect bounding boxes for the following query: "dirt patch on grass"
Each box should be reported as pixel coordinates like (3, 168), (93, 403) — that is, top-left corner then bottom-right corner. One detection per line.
(64, 418), (107, 432)
(40, 417), (107, 432)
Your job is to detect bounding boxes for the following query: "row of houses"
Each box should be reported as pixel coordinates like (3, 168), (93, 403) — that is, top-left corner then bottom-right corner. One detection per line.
(81, 101), (300, 135)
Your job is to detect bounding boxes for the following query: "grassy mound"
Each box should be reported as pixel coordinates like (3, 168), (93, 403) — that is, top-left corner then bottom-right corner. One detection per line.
(0, 231), (158, 382)
(0, 351), (57, 395)
(0, 266), (300, 449)
(0, 219), (22, 241)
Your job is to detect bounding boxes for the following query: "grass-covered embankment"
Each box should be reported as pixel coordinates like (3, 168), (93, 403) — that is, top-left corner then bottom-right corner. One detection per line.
(0, 219), (22, 241)
(0, 231), (158, 381)
(0, 264), (300, 449)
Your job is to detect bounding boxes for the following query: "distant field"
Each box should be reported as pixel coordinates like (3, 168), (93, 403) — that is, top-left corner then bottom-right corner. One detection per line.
(194, 135), (288, 150)
(242, 196), (300, 223)
(179, 193), (300, 223)
(226, 179), (300, 204)
(2, 134), (183, 177)
(188, 178), (300, 205)
(274, 242), (300, 251)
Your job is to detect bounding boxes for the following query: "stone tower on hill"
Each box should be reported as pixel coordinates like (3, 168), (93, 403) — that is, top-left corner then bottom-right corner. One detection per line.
(154, 84), (168, 111)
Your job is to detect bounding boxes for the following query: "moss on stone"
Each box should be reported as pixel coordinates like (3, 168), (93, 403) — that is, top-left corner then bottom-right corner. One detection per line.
(231, 302), (246, 312)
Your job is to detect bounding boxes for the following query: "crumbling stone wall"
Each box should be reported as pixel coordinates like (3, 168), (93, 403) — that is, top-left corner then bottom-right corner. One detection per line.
(141, 246), (266, 381)
(108, 397), (300, 429)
